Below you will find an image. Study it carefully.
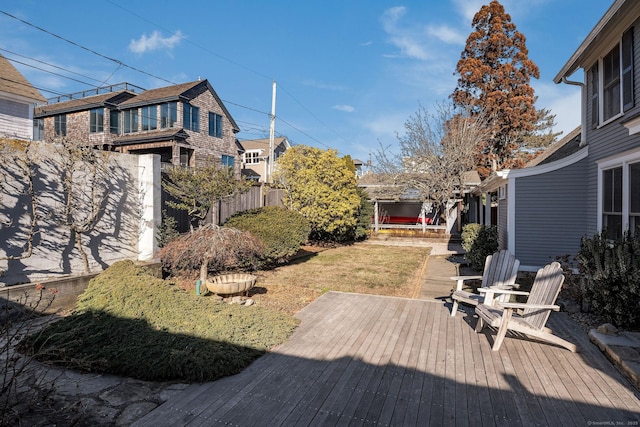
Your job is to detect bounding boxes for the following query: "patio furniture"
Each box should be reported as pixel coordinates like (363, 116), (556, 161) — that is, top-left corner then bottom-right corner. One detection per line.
(474, 261), (577, 352)
(450, 250), (520, 316)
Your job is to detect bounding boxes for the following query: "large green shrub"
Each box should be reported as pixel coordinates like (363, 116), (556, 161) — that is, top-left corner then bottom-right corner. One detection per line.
(576, 231), (640, 328)
(461, 223), (498, 271)
(224, 206), (311, 264)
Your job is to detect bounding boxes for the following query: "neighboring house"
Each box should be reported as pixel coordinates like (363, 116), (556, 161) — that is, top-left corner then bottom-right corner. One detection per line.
(238, 136), (290, 182)
(34, 79), (240, 171)
(0, 53), (46, 140)
(475, 0), (640, 271)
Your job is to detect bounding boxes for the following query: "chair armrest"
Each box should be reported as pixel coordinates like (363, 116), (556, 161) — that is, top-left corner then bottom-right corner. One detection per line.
(478, 288), (529, 296)
(498, 302), (560, 311)
(450, 275), (482, 291)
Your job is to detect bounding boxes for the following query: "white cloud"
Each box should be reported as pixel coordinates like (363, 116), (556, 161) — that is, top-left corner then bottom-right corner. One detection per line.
(426, 24), (466, 45)
(302, 79), (345, 91)
(333, 104), (355, 113)
(381, 7), (430, 60)
(129, 30), (184, 54)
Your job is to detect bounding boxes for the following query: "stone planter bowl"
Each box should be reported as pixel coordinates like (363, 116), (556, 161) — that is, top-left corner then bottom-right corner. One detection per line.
(205, 273), (257, 296)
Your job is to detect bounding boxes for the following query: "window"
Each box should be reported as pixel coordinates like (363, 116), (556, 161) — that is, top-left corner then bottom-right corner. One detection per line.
(54, 114), (66, 136)
(33, 119), (44, 140)
(592, 27), (634, 125)
(142, 105), (157, 131)
(599, 152), (640, 239)
(123, 109), (138, 134)
(179, 147), (193, 167)
(90, 108), (104, 133)
(110, 110), (120, 134)
(208, 112), (223, 138)
(222, 154), (234, 168)
(161, 102), (177, 128)
(602, 167), (622, 239)
(244, 151), (261, 164)
(183, 103), (199, 131)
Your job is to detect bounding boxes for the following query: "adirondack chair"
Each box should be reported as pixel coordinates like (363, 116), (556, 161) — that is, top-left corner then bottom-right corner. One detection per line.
(450, 250), (520, 317)
(474, 261), (577, 352)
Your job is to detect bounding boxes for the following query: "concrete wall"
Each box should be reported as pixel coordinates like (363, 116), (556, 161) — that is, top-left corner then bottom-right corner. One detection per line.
(0, 141), (160, 286)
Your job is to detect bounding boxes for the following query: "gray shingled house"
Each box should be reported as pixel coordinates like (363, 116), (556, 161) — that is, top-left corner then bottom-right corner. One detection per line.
(34, 79), (241, 172)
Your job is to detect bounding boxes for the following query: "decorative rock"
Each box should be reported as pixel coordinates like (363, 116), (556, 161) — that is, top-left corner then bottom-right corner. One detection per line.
(244, 299), (255, 306)
(597, 323), (619, 336)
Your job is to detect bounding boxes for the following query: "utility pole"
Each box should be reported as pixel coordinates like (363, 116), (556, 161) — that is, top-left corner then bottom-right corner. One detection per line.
(268, 81), (276, 183)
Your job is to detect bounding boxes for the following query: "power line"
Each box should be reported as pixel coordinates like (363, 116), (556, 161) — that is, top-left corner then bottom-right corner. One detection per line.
(0, 10), (176, 86)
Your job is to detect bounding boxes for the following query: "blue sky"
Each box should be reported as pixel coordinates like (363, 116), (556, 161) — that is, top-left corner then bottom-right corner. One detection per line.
(0, 0), (612, 162)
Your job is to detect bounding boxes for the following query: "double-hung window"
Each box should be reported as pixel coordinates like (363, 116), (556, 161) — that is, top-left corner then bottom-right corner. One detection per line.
(54, 114), (67, 136)
(89, 108), (104, 133)
(599, 150), (640, 239)
(110, 110), (120, 134)
(183, 103), (199, 131)
(123, 109), (138, 134)
(591, 27), (634, 127)
(161, 102), (177, 128)
(142, 105), (157, 131)
(208, 112), (223, 138)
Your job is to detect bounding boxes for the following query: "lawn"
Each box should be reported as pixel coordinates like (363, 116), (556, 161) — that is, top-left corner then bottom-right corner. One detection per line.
(19, 243), (430, 383)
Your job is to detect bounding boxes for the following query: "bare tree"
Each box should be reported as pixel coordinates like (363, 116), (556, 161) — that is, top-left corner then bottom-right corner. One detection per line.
(374, 103), (490, 210)
(55, 140), (111, 274)
(0, 139), (43, 277)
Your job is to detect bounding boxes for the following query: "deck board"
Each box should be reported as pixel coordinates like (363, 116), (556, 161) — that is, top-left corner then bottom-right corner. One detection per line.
(133, 292), (640, 427)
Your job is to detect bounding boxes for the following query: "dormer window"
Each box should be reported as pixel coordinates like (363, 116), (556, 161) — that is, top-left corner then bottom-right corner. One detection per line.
(591, 27), (634, 127)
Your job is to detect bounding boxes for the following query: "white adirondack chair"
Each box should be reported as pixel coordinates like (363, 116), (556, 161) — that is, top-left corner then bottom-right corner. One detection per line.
(450, 250), (520, 317)
(474, 261), (577, 352)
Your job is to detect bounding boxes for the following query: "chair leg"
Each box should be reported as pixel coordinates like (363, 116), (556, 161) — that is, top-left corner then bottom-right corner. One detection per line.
(450, 300), (459, 317)
(474, 317), (484, 333)
(492, 308), (514, 351)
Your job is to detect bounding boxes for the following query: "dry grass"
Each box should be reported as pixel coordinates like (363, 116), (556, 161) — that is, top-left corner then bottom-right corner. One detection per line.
(177, 243), (430, 315)
(248, 243), (430, 315)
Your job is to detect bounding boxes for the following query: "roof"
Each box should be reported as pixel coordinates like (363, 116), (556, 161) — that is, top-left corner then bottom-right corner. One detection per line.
(525, 126), (582, 167)
(238, 136), (290, 151)
(112, 128), (189, 146)
(33, 79), (240, 132)
(554, 0), (640, 82)
(34, 91), (134, 116)
(0, 54), (46, 103)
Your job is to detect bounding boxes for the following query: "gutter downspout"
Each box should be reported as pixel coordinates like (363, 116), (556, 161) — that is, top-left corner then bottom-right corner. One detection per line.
(561, 76), (587, 147)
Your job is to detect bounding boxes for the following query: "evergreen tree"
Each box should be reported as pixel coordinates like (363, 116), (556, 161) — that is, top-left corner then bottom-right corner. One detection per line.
(451, 0), (542, 175)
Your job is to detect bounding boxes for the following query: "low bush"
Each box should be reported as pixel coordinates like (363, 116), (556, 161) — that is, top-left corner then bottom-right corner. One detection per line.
(461, 223), (498, 271)
(224, 206), (310, 264)
(18, 260), (298, 382)
(159, 224), (264, 275)
(576, 231), (640, 328)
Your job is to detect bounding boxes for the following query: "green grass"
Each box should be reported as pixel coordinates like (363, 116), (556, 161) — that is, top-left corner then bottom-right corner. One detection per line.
(19, 260), (298, 383)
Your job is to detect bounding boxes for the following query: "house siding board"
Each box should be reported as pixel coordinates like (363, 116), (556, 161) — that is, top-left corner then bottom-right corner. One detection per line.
(0, 98), (31, 139)
(513, 158), (588, 267)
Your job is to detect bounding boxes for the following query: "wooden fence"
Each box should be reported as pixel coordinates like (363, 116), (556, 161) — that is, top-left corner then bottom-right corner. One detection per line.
(161, 184), (285, 232)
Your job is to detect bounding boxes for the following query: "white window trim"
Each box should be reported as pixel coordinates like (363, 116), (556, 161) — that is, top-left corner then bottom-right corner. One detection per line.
(243, 150), (263, 165)
(597, 146), (640, 233)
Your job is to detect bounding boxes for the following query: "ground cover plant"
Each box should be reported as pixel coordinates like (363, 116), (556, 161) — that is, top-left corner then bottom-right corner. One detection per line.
(18, 260), (298, 382)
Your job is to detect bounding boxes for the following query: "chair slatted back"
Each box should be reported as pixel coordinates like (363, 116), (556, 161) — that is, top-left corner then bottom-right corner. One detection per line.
(521, 261), (565, 330)
(481, 250), (520, 288)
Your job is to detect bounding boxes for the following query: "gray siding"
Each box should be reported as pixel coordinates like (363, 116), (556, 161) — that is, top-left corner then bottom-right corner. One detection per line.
(584, 20), (640, 235)
(0, 98), (31, 140)
(513, 157), (588, 268)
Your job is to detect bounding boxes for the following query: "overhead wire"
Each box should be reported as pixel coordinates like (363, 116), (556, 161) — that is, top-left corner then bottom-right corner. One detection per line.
(1, 6), (346, 150)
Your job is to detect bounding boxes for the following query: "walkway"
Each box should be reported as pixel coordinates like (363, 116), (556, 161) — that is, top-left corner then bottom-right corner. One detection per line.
(134, 247), (640, 425)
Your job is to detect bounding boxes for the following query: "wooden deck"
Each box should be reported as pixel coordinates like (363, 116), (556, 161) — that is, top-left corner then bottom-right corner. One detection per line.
(134, 292), (640, 426)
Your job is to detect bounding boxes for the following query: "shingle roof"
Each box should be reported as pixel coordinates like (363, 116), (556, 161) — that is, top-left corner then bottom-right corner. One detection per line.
(0, 54), (46, 102)
(34, 91), (134, 116)
(112, 128), (189, 145)
(525, 126), (582, 167)
(238, 137), (288, 151)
